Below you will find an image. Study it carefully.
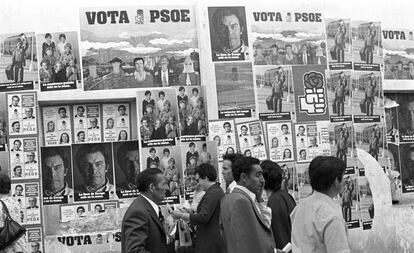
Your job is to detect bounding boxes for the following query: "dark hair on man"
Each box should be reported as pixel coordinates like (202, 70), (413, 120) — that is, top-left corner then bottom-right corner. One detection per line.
(0, 173), (11, 194)
(149, 147), (156, 153)
(241, 125), (247, 130)
(118, 105), (126, 111)
(13, 139), (22, 145)
(189, 142), (195, 148)
(45, 33), (52, 39)
(192, 88), (199, 94)
(77, 206), (85, 213)
(43, 147), (68, 168)
(75, 144), (109, 169)
(409, 61), (414, 65)
(117, 141), (138, 165)
(158, 91), (165, 97)
(396, 60), (403, 65)
(202, 143), (207, 149)
(281, 124), (288, 129)
(212, 7), (244, 34)
(309, 156), (346, 192)
(133, 57), (145, 65)
(12, 121), (19, 127)
(58, 107), (66, 113)
(232, 156), (260, 182)
(77, 131), (85, 137)
(178, 87), (185, 92)
(222, 153), (243, 164)
(144, 90), (151, 96)
(195, 163), (217, 182)
(261, 160), (283, 191)
(136, 168), (163, 192)
(13, 165), (22, 172)
(285, 44), (292, 49)
(163, 148), (170, 154)
(12, 95), (20, 101)
(223, 122), (231, 128)
(59, 34), (66, 40)
(270, 44), (278, 49)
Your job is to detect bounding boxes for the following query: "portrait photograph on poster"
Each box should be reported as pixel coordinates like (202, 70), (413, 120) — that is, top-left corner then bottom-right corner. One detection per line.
(113, 141), (139, 198)
(11, 182), (41, 225)
(36, 31), (81, 91)
(10, 137), (39, 180)
(255, 65), (295, 121)
(215, 62), (255, 118)
(80, 6), (200, 90)
(265, 121), (295, 163)
(383, 29), (414, 80)
(325, 18), (353, 70)
(72, 143), (116, 201)
(351, 20), (382, 71)
(208, 6), (249, 62)
(102, 103), (131, 142)
(208, 119), (237, 161)
(0, 32), (37, 91)
(7, 93), (37, 136)
(326, 70), (353, 122)
(42, 105), (72, 146)
(235, 120), (267, 160)
(0, 93), (8, 151)
(294, 121), (331, 163)
(352, 71), (383, 123)
(41, 146), (74, 205)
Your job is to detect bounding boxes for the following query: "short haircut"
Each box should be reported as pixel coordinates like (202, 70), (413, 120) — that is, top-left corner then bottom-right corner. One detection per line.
(397, 60), (403, 65)
(12, 95), (19, 101)
(189, 142), (195, 148)
(163, 148), (170, 154)
(261, 160), (283, 191)
(309, 156), (346, 192)
(134, 57), (144, 65)
(145, 90), (151, 96)
(13, 165), (22, 172)
(77, 106), (84, 111)
(77, 206), (85, 212)
(118, 105), (126, 111)
(241, 125), (247, 130)
(42, 147), (68, 168)
(58, 107), (66, 113)
(212, 7), (244, 33)
(192, 88), (199, 93)
(12, 121), (19, 127)
(285, 44), (292, 49)
(0, 173), (11, 194)
(223, 122), (231, 128)
(15, 184), (23, 190)
(270, 44), (278, 49)
(45, 33), (52, 39)
(13, 139), (22, 145)
(75, 144), (108, 169)
(59, 34), (66, 40)
(77, 131), (85, 137)
(232, 156), (260, 182)
(149, 147), (156, 153)
(136, 168), (164, 192)
(195, 163), (217, 182)
(179, 86), (185, 92)
(158, 91), (165, 97)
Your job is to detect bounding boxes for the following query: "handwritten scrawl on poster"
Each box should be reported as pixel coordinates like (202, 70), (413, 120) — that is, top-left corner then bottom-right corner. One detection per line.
(293, 65), (329, 122)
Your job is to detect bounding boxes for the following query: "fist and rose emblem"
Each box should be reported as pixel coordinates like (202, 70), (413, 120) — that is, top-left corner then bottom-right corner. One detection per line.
(299, 71), (327, 115)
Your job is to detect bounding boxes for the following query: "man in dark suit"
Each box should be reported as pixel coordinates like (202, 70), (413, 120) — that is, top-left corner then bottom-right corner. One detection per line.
(154, 56), (179, 87)
(121, 168), (168, 253)
(220, 156), (279, 253)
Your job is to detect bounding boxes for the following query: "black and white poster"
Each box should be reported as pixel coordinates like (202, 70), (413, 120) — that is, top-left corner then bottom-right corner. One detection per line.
(325, 18), (353, 70)
(42, 105), (71, 146)
(326, 70), (352, 122)
(10, 137), (39, 180)
(208, 119), (237, 161)
(8, 93), (37, 136)
(265, 121), (295, 162)
(235, 120), (267, 160)
(102, 103), (131, 142)
(113, 141), (140, 198)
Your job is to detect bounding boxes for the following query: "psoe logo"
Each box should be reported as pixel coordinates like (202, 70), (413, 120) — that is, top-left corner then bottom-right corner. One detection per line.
(299, 71), (327, 115)
(135, 9), (144, 24)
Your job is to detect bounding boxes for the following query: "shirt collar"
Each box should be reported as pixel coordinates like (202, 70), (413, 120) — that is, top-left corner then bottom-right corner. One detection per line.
(141, 194), (159, 217)
(235, 185), (256, 203)
(228, 181), (237, 193)
(85, 178), (110, 193)
(48, 183), (70, 196)
(313, 190), (337, 206)
(223, 40), (246, 54)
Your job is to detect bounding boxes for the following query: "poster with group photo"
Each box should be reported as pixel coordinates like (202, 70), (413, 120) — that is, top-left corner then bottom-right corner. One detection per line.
(358, 167), (374, 230)
(80, 6), (200, 90)
(8, 93), (37, 136)
(137, 88), (179, 147)
(294, 121), (331, 163)
(208, 6), (249, 61)
(255, 66), (295, 121)
(11, 182), (41, 225)
(36, 31), (81, 91)
(215, 62), (255, 118)
(41, 146), (74, 205)
(235, 120), (267, 160)
(9, 137), (39, 180)
(351, 20), (382, 71)
(383, 29), (414, 80)
(352, 71), (383, 123)
(176, 86), (207, 138)
(326, 70), (352, 122)
(42, 105), (71, 146)
(113, 141), (140, 199)
(208, 119), (237, 161)
(73, 104), (102, 143)
(102, 103), (131, 142)
(329, 122), (355, 167)
(72, 143), (116, 201)
(325, 18), (353, 70)
(0, 32), (37, 91)
(140, 145), (183, 204)
(265, 121), (295, 162)
(250, 8), (326, 66)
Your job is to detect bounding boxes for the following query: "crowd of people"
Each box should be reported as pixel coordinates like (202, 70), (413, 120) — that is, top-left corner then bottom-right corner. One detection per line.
(121, 155), (351, 253)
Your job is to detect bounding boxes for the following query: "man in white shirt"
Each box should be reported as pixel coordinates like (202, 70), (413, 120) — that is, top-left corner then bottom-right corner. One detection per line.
(291, 156), (351, 253)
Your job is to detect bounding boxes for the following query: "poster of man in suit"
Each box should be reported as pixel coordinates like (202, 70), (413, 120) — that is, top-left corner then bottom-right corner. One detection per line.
(351, 21), (382, 71)
(326, 70), (352, 122)
(325, 18), (353, 70)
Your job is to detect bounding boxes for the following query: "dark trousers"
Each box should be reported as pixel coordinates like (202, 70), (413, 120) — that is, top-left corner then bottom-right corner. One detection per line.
(342, 202), (352, 222)
(335, 98), (345, 116)
(273, 95), (282, 113)
(369, 148), (378, 161)
(365, 46), (373, 64)
(336, 149), (347, 165)
(336, 47), (345, 63)
(366, 98), (374, 116)
(13, 61), (24, 83)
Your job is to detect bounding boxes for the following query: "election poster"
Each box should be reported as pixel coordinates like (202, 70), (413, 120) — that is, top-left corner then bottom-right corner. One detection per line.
(102, 103), (131, 142)
(137, 88), (179, 147)
(325, 18), (353, 70)
(41, 146), (74, 205)
(352, 71), (383, 123)
(255, 65), (295, 121)
(354, 123), (388, 166)
(71, 143), (116, 202)
(208, 119), (237, 161)
(80, 104), (102, 143)
(79, 6), (200, 90)
(25, 227), (44, 253)
(358, 167), (374, 230)
(265, 121), (295, 162)
(42, 105), (72, 146)
(7, 92), (37, 136)
(296, 162), (312, 200)
(386, 93), (414, 143)
(0, 93), (8, 151)
(396, 143), (414, 193)
(0, 153), (9, 177)
(0, 32), (37, 91)
(383, 29), (414, 80)
(292, 65), (330, 123)
(36, 31), (81, 91)
(11, 182), (41, 225)
(351, 20), (382, 71)
(9, 137), (39, 180)
(279, 162), (297, 200)
(113, 141), (140, 198)
(215, 62), (255, 118)
(235, 120), (267, 160)
(250, 8), (326, 66)
(294, 121), (331, 163)
(208, 6), (249, 62)
(326, 70), (353, 122)
(384, 94), (399, 144)
(329, 121), (355, 167)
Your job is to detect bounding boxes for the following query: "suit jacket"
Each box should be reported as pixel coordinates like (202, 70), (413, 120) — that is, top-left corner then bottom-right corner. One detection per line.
(121, 195), (167, 253)
(179, 72), (200, 86)
(190, 183), (226, 253)
(220, 187), (275, 253)
(154, 69), (179, 87)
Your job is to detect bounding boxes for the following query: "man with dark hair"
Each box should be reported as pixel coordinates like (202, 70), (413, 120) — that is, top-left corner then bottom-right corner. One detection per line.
(75, 106), (85, 118)
(336, 124), (349, 164)
(11, 121), (20, 133)
(365, 73), (377, 116)
(334, 20), (346, 63)
(116, 141), (139, 190)
(58, 107), (68, 118)
(368, 125), (381, 161)
(12, 34), (29, 83)
(186, 142), (199, 166)
(364, 23), (376, 64)
(77, 206), (85, 216)
(11, 139), (22, 151)
(266, 44), (281, 65)
(220, 156), (277, 253)
(118, 105), (127, 116)
(75, 144), (114, 193)
(154, 56), (178, 87)
(142, 90), (155, 115)
(133, 57), (153, 85)
(13, 184), (24, 197)
(42, 33), (56, 58)
(334, 72), (347, 116)
(121, 168), (168, 253)
(9, 95), (20, 107)
(261, 160), (296, 250)
(223, 122), (233, 133)
(393, 60), (408, 80)
(291, 156), (350, 253)
(221, 153), (243, 194)
(271, 67), (285, 113)
(43, 147), (73, 197)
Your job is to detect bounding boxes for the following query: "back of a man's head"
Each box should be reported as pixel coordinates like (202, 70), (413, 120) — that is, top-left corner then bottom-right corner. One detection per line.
(136, 168), (163, 193)
(232, 156), (260, 183)
(309, 156), (346, 192)
(222, 153), (243, 164)
(261, 160), (283, 192)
